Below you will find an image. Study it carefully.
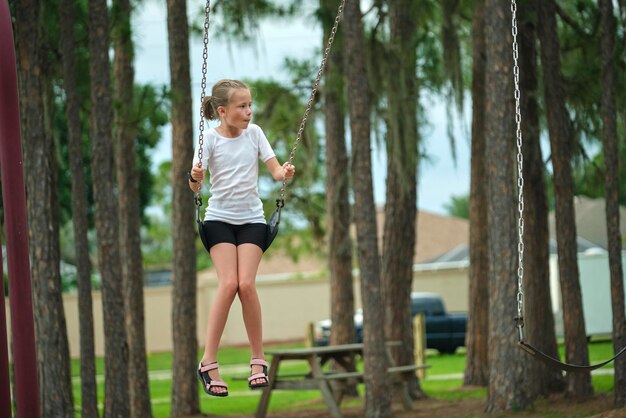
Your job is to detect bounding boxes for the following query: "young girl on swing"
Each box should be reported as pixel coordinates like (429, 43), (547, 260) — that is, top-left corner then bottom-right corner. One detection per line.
(188, 79), (295, 397)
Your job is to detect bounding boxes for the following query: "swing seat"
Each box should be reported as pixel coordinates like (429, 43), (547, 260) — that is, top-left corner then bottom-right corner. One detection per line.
(195, 196), (283, 253)
(518, 340), (626, 373)
(266, 199), (283, 250)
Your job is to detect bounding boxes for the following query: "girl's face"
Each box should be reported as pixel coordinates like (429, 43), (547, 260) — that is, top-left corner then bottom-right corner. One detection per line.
(219, 88), (252, 130)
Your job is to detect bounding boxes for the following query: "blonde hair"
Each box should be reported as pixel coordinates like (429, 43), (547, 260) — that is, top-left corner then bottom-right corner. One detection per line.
(202, 79), (250, 120)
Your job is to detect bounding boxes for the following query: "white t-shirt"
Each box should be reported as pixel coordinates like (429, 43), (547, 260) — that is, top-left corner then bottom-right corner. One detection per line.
(192, 124), (276, 224)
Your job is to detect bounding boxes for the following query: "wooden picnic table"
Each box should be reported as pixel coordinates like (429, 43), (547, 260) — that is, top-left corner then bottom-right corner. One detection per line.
(254, 342), (428, 418)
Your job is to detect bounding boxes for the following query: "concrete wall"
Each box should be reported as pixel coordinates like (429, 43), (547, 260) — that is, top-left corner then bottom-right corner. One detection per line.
(5, 266), (469, 358)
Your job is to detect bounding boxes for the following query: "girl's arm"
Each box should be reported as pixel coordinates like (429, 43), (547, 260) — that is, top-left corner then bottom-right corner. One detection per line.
(265, 157), (295, 181)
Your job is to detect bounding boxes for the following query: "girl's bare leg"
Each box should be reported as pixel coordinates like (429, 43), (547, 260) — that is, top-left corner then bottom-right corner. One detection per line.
(201, 243), (238, 394)
(236, 243), (265, 384)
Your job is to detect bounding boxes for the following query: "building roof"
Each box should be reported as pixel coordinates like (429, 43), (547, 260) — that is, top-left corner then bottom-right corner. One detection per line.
(421, 196), (623, 266)
(548, 196), (626, 250)
(424, 237), (606, 266)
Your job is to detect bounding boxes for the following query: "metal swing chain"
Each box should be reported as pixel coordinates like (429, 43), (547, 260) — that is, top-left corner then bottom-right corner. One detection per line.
(277, 0), (346, 206)
(194, 0), (211, 212)
(511, 0), (526, 341)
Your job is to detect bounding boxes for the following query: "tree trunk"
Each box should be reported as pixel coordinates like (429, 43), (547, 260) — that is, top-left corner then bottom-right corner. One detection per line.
(537, 0), (592, 398)
(166, 0), (199, 414)
(88, 0), (131, 415)
(599, 0), (626, 407)
(112, 0), (153, 416)
(464, 0), (489, 388)
(14, 1), (74, 415)
(343, 1), (392, 416)
(484, 0), (532, 412)
(518, 0), (564, 397)
(58, 0), (98, 416)
(322, 0), (357, 386)
(382, 0), (423, 401)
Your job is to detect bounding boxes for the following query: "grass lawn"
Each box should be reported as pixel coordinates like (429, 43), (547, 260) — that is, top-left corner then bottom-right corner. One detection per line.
(71, 340), (616, 417)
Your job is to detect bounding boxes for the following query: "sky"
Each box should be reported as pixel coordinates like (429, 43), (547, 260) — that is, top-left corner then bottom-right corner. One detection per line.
(133, 3), (471, 216)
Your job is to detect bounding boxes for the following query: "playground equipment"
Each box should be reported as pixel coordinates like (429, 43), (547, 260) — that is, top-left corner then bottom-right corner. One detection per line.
(510, 0), (626, 372)
(193, 0), (346, 252)
(0, 1), (41, 416)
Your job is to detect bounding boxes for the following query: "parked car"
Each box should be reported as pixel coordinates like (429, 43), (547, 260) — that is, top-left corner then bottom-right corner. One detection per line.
(313, 292), (467, 354)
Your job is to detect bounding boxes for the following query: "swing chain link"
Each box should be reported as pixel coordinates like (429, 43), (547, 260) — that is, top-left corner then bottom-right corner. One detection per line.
(278, 0), (346, 203)
(511, 0), (526, 340)
(195, 0), (212, 212)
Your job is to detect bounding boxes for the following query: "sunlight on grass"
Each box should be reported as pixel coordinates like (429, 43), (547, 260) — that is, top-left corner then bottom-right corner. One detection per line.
(70, 340), (616, 417)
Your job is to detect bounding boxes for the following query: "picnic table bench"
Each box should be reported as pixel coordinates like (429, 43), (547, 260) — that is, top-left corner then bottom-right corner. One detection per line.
(253, 342), (429, 418)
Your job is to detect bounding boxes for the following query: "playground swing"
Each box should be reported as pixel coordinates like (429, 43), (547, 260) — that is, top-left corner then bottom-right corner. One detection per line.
(193, 0), (346, 252)
(510, 0), (626, 372)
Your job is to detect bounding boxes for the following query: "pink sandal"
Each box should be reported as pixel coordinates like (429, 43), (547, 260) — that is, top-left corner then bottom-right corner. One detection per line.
(248, 358), (270, 389)
(197, 361), (229, 397)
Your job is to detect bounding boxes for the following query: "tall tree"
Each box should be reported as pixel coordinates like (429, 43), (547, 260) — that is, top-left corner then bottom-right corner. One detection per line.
(111, 0), (153, 416)
(599, 0), (626, 407)
(464, 0), (489, 387)
(381, 0), (423, 400)
(343, 0), (392, 416)
(88, 0), (131, 415)
(14, 1), (74, 415)
(58, 0), (98, 415)
(166, 0), (199, 414)
(484, 0), (531, 412)
(321, 0), (356, 351)
(537, 0), (592, 398)
(518, 0), (564, 398)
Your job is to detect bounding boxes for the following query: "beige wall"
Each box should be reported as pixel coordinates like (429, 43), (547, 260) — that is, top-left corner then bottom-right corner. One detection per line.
(5, 266), (469, 358)
(412, 264), (469, 312)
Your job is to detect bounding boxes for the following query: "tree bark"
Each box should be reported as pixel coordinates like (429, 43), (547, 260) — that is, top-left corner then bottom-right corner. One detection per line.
(343, 1), (392, 416)
(88, 0), (131, 415)
(14, 1), (74, 415)
(58, 0), (98, 415)
(464, 0), (489, 388)
(382, 0), (423, 401)
(112, 0), (153, 416)
(599, 0), (626, 407)
(537, 0), (592, 398)
(518, 0), (564, 398)
(166, 0), (199, 414)
(484, 0), (532, 412)
(322, 0), (357, 387)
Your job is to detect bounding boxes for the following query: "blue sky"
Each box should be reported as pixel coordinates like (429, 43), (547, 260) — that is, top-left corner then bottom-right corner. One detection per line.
(133, 3), (470, 216)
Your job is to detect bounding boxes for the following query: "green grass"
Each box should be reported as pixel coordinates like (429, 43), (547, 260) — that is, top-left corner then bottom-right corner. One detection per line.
(70, 340), (616, 417)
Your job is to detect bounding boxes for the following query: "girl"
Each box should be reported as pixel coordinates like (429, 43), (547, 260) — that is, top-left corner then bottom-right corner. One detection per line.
(189, 79), (295, 397)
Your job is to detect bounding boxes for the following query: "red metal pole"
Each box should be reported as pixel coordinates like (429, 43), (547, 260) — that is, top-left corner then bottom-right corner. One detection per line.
(0, 1), (41, 417)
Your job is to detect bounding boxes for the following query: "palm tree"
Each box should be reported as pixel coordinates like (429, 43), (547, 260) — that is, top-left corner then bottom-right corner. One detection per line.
(343, 0), (392, 416)
(598, 0), (626, 407)
(14, 1), (74, 415)
(88, 0), (131, 414)
(111, 0), (153, 416)
(464, 0), (489, 388)
(536, 0), (592, 398)
(484, 0), (532, 411)
(166, 0), (199, 414)
(58, 0), (98, 415)
(381, 0), (422, 400)
(518, 0), (564, 397)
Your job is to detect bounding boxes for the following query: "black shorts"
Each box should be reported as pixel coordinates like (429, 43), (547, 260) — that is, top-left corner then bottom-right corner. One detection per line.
(201, 221), (268, 252)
